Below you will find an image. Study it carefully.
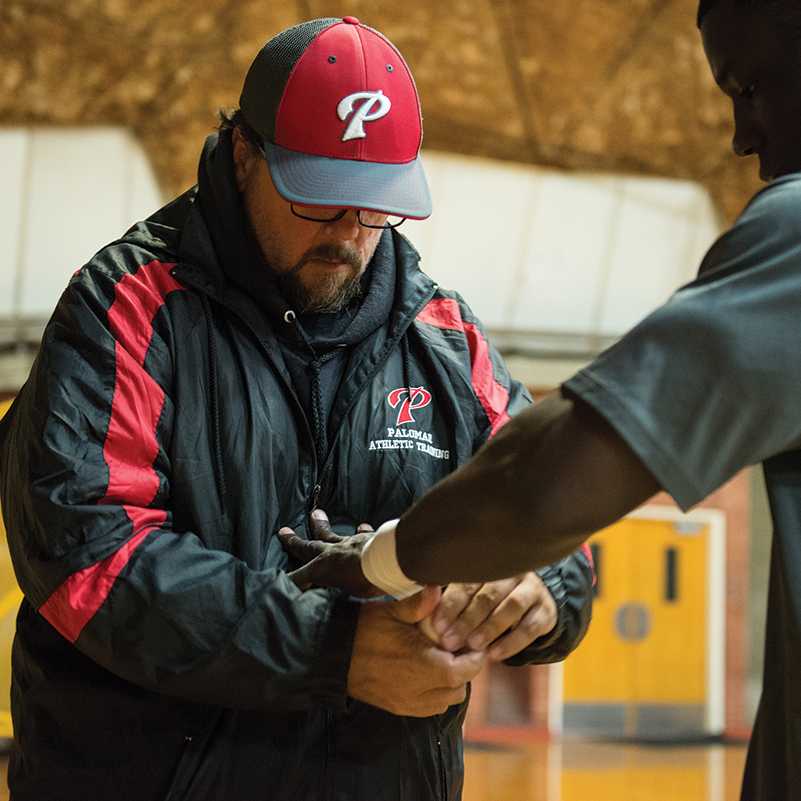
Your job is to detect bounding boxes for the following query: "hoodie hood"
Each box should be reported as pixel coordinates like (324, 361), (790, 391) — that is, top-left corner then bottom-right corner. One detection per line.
(195, 129), (397, 353)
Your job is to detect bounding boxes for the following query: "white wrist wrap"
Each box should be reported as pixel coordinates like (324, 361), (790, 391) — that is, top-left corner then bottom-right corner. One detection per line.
(361, 519), (423, 599)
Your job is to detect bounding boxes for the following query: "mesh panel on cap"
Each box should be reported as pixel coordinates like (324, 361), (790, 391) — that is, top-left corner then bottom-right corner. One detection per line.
(240, 17), (339, 142)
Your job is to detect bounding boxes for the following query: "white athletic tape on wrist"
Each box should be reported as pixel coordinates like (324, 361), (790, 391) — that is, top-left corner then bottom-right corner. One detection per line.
(361, 519), (423, 599)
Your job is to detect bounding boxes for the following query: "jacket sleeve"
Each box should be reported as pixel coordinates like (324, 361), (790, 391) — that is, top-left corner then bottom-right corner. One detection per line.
(0, 261), (359, 711)
(451, 292), (594, 665)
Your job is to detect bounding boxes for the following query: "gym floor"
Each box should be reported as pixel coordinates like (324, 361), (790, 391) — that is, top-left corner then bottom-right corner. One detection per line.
(463, 739), (748, 801)
(0, 740), (748, 800)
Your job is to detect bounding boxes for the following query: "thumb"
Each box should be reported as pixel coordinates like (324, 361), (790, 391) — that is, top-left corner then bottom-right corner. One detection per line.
(391, 585), (442, 624)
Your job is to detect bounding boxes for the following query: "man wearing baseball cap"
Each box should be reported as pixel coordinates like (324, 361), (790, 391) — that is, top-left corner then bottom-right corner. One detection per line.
(0, 17), (592, 801)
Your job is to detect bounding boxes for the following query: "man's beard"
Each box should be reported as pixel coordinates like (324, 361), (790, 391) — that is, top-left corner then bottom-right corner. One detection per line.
(277, 243), (364, 314)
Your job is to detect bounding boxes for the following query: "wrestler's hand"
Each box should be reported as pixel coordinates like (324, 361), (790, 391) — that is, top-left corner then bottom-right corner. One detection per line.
(348, 586), (487, 717)
(278, 509), (379, 596)
(420, 573), (558, 662)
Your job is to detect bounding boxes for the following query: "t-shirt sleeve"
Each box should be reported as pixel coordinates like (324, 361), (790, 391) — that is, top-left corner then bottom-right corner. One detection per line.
(563, 175), (801, 510)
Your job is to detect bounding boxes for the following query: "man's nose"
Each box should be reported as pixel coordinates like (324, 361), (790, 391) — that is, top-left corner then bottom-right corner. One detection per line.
(326, 209), (361, 237)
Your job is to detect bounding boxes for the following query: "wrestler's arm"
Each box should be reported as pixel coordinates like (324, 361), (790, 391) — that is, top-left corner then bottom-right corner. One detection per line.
(396, 392), (659, 585)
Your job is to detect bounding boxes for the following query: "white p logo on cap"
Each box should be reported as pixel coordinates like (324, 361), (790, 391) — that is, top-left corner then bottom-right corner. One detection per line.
(337, 90), (392, 141)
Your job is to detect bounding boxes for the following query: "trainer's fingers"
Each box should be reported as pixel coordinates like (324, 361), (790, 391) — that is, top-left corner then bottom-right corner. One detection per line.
(309, 509), (343, 543)
(417, 615), (441, 645)
(443, 648), (487, 685)
(430, 583), (481, 637)
(488, 604), (555, 662)
(440, 577), (521, 650)
(466, 580), (539, 651)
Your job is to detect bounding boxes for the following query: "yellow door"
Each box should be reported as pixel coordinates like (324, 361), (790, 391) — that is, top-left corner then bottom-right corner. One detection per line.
(563, 515), (709, 738)
(0, 399), (22, 739)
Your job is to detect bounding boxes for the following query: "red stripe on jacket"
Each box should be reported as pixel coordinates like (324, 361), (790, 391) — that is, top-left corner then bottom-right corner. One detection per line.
(39, 508), (167, 642)
(39, 261), (182, 642)
(104, 261), (181, 505)
(417, 298), (511, 436)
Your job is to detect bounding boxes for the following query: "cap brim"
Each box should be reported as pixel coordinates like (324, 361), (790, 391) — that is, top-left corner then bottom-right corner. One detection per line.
(264, 142), (432, 220)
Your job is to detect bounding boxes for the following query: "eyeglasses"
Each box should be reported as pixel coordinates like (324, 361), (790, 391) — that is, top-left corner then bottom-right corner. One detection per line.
(291, 204), (406, 230)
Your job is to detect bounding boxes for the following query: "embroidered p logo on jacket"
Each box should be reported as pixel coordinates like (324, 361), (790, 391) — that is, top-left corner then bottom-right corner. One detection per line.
(388, 387), (432, 426)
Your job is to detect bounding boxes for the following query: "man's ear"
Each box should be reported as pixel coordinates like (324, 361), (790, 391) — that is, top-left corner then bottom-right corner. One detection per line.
(231, 127), (255, 192)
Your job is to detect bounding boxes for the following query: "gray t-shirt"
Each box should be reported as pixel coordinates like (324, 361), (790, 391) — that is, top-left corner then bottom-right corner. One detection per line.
(563, 173), (801, 800)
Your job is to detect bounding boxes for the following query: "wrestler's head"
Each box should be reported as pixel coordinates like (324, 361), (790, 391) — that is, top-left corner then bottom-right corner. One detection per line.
(699, 0), (801, 181)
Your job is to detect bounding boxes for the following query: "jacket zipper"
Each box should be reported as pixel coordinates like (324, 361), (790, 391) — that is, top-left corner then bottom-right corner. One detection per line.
(436, 732), (447, 801)
(247, 338), (321, 515)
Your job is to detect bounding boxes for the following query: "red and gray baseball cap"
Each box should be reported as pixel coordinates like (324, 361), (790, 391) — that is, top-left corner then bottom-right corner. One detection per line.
(239, 17), (431, 219)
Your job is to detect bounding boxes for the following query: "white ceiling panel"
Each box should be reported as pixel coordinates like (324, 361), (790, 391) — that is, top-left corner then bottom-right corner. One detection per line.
(510, 173), (622, 334)
(398, 152), (721, 348)
(599, 187), (698, 334)
(0, 130), (29, 318)
(128, 134), (164, 225)
(619, 174), (707, 216)
(19, 128), (146, 317)
(1, 134), (721, 359)
(409, 152), (537, 327)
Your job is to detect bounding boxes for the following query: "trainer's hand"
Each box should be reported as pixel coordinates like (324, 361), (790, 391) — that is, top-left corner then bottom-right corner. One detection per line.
(423, 573), (558, 662)
(278, 510), (379, 596)
(348, 586), (487, 717)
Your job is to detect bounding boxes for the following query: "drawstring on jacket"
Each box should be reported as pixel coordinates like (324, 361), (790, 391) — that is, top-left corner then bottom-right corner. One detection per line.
(283, 310), (339, 468)
(401, 334), (414, 416)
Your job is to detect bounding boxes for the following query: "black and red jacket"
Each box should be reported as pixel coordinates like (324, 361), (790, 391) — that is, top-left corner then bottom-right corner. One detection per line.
(0, 169), (593, 800)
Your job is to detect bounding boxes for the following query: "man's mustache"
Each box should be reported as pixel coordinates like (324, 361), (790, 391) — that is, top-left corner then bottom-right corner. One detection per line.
(287, 244), (362, 275)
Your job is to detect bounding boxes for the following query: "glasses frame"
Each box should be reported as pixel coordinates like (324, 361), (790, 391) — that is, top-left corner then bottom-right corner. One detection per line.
(290, 204), (407, 230)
